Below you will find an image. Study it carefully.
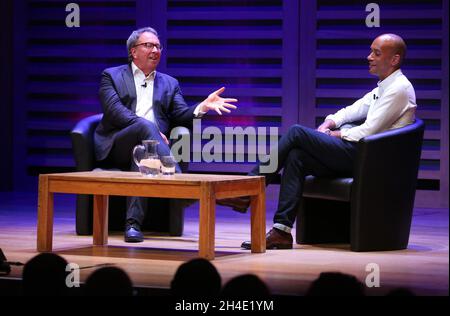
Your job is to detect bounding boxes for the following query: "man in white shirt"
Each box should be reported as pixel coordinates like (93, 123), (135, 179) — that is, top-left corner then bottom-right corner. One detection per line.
(218, 33), (417, 249)
(94, 27), (237, 242)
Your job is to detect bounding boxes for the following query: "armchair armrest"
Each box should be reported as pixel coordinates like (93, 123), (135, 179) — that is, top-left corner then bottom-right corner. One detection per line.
(70, 114), (103, 171)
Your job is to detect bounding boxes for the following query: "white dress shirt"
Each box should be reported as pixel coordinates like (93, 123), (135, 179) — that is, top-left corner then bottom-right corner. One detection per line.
(132, 62), (157, 124)
(132, 62), (205, 128)
(326, 69), (417, 142)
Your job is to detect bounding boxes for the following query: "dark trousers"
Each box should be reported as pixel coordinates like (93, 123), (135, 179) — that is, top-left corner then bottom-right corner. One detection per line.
(101, 119), (181, 225)
(249, 124), (358, 228)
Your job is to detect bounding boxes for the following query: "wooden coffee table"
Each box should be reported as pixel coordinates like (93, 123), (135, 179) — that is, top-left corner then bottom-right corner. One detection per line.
(37, 171), (266, 259)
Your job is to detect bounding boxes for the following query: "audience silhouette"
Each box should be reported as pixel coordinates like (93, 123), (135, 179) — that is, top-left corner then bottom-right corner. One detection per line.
(221, 274), (271, 298)
(170, 258), (221, 298)
(305, 272), (365, 296)
(22, 253), (69, 296)
(386, 287), (416, 296)
(84, 266), (133, 296)
(20, 253), (418, 297)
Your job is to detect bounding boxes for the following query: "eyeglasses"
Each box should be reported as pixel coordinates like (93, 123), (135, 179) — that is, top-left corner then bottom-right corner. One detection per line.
(133, 42), (163, 51)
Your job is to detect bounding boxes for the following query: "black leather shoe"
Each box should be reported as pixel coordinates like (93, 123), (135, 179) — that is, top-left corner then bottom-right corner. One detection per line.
(241, 228), (293, 250)
(124, 223), (144, 243)
(217, 196), (250, 213)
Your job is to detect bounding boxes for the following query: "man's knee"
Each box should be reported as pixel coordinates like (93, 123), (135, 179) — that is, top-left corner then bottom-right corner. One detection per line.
(287, 124), (318, 142)
(132, 119), (159, 139)
(288, 124), (307, 135)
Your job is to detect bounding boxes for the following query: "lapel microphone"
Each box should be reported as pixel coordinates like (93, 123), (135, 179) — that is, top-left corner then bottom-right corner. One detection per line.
(141, 82), (147, 88)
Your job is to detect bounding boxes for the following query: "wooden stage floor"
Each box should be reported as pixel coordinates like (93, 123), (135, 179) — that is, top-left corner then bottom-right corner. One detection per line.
(0, 187), (448, 296)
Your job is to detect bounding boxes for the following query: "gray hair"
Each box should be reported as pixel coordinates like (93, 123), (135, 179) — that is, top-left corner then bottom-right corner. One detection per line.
(126, 27), (159, 62)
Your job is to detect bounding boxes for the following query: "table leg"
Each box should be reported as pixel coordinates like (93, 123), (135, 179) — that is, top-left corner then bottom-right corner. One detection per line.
(199, 183), (215, 260)
(37, 175), (54, 252)
(250, 178), (266, 253)
(93, 195), (109, 246)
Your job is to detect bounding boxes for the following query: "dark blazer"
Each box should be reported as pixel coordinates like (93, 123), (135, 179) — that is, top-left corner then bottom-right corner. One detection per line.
(94, 64), (197, 161)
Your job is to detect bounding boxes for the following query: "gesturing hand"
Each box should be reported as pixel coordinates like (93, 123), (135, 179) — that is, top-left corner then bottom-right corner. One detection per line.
(199, 87), (238, 115)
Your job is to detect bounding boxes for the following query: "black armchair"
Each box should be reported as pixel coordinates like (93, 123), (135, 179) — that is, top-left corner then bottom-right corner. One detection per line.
(296, 119), (425, 251)
(70, 114), (189, 236)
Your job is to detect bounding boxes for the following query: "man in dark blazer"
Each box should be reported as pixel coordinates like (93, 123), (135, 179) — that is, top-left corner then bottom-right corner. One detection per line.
(94, 27), (237, 242)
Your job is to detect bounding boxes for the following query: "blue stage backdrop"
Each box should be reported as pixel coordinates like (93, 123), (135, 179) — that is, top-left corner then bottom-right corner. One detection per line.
(6, 0), (449, 208)
(0, 1), (14, 191)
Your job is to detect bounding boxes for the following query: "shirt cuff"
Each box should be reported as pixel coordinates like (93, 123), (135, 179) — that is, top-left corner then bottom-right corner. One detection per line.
(193, 104), (206, 118)
(340, 128), (350, 139)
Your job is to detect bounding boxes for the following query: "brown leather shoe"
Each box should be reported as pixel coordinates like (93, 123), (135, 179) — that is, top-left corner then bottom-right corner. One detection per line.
(241, 228), (293, 250)
(217, 196), (250, 213)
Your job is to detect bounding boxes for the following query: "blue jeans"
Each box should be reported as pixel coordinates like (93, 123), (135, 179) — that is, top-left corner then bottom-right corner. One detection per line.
(249, 124), (357, 229)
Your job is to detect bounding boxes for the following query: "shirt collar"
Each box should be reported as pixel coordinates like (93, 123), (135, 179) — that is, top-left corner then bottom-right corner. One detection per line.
(131, 62), (156, 80)
(377, 69), (402, 90)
